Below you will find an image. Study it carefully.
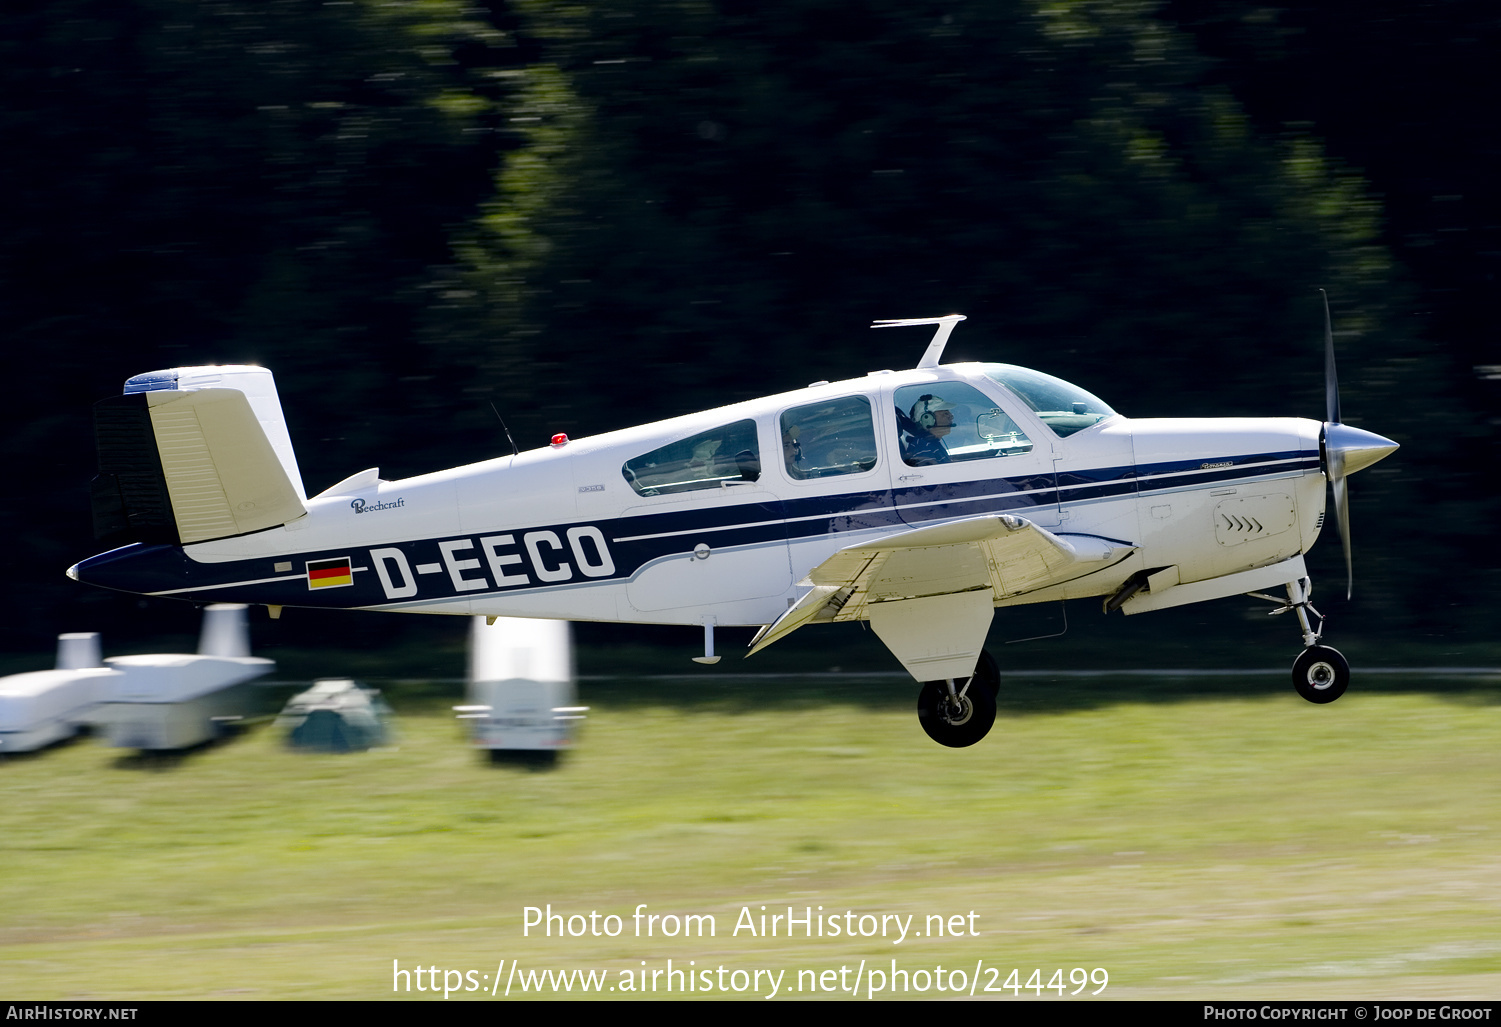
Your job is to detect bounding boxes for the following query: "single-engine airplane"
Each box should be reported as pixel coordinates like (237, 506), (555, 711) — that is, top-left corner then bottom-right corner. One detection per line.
(70, 302), (1397, 746)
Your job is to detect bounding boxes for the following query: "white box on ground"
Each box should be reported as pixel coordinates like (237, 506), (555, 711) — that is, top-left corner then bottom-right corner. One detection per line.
(101, 653), (271, 704)
(93, 604), (273, 750)
(461, 616), (583, 751)
(0, 664), (118, 753)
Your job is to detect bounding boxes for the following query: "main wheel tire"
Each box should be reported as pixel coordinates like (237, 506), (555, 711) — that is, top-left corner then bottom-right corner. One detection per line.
(970, 648), (1000, 698)
(1292, 645), (1349, 704)
(917, 675), (997, 748)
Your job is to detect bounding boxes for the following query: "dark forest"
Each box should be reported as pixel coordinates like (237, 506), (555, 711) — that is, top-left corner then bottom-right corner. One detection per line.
(3, 1), (1495, 671)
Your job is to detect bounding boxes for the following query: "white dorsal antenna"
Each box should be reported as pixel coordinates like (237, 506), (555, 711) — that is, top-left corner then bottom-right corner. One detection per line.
(872, 314), (967, 369)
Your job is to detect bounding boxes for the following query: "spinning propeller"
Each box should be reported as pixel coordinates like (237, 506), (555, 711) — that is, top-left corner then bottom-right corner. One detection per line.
(1318, 289), (1400, 599)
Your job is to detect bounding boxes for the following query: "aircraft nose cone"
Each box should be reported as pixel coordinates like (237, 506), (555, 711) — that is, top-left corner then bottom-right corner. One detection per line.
(1324, 422), (1399, 477)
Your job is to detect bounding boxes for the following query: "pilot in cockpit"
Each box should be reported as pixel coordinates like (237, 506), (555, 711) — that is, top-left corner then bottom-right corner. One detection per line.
(898, 394), (955, 466)
(781, 424), (803, 471)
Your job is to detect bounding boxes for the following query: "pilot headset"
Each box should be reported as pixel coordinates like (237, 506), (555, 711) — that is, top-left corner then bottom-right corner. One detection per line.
(910, 394), (953, 428)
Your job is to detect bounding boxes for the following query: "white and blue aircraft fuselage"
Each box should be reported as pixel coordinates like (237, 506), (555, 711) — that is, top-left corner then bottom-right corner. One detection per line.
(70, 315), (1397, 746)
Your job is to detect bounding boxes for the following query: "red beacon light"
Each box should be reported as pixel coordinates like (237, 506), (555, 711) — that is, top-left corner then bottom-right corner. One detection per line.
(550, 433), (569, 447)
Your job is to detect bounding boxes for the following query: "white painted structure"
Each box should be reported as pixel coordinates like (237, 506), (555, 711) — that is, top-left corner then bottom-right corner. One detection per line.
(0, 632), (117, 753)
(0, 661), (118, 755)
(459, 616), (581, 752)
(93, 604), (273, 750)
(56, 632), (104, 670)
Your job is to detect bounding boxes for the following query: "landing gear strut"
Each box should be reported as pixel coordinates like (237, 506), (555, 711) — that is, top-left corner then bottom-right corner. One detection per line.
(917, 650), (999, 747)
(1252, 577), (1350, 704)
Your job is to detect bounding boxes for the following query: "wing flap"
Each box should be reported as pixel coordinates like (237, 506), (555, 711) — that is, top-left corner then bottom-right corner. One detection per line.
(749, 514), (1135, 655)
(747, 584), (849, 655)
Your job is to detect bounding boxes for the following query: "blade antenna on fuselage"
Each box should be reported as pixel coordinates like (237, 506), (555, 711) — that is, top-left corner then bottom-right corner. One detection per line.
(872, 314), (967, 369)
(490, 401), (520, 458)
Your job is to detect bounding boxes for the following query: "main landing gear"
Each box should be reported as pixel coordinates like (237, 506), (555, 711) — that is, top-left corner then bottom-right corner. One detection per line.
(1252, 577), (1350, 704)
(917, 650), (1000, 747)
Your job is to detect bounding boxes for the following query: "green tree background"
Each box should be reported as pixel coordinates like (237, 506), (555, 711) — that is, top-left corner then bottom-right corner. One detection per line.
(2, 0), (1491, 670)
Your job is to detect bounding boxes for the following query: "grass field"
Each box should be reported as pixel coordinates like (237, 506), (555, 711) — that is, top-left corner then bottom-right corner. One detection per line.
(3, 671), (1501, 1001)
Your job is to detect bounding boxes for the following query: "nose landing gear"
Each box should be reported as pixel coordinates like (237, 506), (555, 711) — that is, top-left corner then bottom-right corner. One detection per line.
(1252, 576), (1350, 704)
(1292, 644), (1350, 703)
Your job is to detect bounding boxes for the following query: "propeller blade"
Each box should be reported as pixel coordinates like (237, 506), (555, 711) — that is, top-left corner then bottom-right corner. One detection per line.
(1320, 288), (1351, 597)
(1321, 422), (1398, 601)
(1317, 291), (1398, 601)
(1322, 288), (1341, 425)
(1331, 474), (1352, 600)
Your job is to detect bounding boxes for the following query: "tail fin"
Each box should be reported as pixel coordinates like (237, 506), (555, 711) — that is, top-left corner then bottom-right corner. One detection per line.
(92, 366), (308, 546)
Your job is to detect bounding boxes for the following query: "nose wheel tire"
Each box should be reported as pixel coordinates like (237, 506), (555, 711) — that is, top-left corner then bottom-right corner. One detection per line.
(917, 671), (997, 748)
(1292, 645), (1349, 704)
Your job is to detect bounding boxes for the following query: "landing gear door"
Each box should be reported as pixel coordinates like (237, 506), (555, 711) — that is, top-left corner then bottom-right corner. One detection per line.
(885, 379), (1062, 529)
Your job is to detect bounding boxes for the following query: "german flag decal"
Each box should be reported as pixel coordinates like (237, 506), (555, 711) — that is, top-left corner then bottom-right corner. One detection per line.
(306, 556), (353, 590)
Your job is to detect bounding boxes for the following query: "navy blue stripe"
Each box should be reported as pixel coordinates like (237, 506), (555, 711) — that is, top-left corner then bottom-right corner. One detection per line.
(1134, 450), (1307, 478)
(1134, 454), (1318, 493)
(73, 449), (1318, 607)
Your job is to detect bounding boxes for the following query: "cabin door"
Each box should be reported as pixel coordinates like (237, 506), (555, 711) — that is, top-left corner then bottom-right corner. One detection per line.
(882, 378), (1062, 530)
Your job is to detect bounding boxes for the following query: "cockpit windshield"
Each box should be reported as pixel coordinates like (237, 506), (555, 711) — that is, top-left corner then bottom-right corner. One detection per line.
(978, 364), (1115, 438)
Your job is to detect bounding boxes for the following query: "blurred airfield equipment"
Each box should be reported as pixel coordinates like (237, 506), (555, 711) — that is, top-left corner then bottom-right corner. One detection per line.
(94, 604), (272, 751)
(57, 631), (104, 670)
(456, 616), (584, 761)
(0, 633), (119, 754)
(278, 679), (390, 753)
(71, 312), (1398, 749)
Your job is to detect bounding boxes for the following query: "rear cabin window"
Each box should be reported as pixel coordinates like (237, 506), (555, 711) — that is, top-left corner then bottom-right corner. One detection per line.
(780, 396), (878, 480)
(622, 419), (761, 496)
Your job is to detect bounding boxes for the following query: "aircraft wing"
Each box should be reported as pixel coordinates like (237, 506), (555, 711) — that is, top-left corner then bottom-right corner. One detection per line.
(749, 514), (1134, 655)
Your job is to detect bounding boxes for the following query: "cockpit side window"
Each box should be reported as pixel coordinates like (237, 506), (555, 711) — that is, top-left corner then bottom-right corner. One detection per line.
(780, 396), (878, 480)
(979, 364), (1114, 438)
(622, 419), (761, 496)
(894, 382), (1034, 467)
